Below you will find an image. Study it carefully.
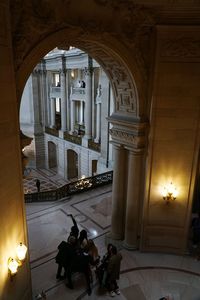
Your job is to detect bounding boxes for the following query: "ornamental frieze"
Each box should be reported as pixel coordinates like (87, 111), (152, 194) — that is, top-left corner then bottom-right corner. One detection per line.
(109, 128), (146, 148)
(161, 38), (200, 58)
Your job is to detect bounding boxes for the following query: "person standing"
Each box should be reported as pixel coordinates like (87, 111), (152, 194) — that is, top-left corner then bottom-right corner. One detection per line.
(55, 236), (76, 280)
(36, 179), (40, 192)
(81, 80), (86, 88)
(106, 245), (122, 297)
(67, 214), (79, 240)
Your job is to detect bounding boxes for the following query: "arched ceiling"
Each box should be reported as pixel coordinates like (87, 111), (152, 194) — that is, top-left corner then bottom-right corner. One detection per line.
(10, 0), (200, 119)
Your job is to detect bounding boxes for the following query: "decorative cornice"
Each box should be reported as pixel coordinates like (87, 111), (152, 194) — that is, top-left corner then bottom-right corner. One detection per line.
(108, 113), (148, 148)
(109, 128), (146, 149)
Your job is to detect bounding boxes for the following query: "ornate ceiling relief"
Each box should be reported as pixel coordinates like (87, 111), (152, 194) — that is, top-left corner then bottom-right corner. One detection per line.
(11, 0), (154, 71)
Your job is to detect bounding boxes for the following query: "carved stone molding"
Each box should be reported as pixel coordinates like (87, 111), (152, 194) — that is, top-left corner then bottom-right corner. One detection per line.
(109, 128), (146, 149)
(108, 114), (148, 149)
(10, 0), (155, 80)
(84, 67), (93, 77)
(77, 41), (138, 115)
(161, 38), (200, 58)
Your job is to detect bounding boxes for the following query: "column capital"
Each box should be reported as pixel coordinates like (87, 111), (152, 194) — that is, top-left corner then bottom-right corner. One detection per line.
(60, 69), (66, 76)
(84, 67), (93, 77)
(108, 115), (148, 149)
(109, 127), (146, 150)
(32, 68), (42, 75)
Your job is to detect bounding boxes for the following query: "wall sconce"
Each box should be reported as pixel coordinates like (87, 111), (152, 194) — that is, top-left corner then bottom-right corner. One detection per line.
(8, 243), (27, 278)
(8, 258), (18, 276)
(16, 242), (27, 264)
(71, 70), (75, 78)
(161, 182), (178, 204)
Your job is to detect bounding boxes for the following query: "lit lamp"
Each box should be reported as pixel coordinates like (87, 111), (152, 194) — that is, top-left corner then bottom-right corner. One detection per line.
(16, 242), (27, 264)
(75, 175), (92, 190)
(161, 182), (178, 204)
(71, 70), (74, 78)
(8, 258), (18, 276)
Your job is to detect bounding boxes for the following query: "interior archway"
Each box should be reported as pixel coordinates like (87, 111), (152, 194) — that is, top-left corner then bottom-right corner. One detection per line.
(48, 141), (57, 170)
(67, 149), (78, 180)
(15, 29), (146, 120)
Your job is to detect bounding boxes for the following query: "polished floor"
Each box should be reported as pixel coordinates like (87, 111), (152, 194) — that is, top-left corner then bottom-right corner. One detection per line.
(25, 170), (200, 300)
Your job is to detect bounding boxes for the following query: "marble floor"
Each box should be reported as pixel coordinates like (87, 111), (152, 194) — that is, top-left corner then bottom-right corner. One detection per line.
(23, 168), (69, 194)
(25, 180), (200, 300)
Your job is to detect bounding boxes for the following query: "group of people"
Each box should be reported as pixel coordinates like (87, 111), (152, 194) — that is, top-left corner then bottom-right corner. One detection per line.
(55, 214), (122, 297)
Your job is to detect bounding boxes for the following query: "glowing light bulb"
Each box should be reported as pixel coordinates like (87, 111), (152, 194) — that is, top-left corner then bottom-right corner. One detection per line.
(16, 242), (27, 261)
(8, 258), (18, 275)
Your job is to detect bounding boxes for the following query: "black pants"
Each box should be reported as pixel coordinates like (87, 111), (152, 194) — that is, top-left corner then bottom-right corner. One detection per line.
(56, 264), (66, 278)
(107, 278), (119, 292)
(66, 266), (91, 294)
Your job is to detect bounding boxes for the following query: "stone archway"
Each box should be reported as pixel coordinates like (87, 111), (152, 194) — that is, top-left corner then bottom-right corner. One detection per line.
(67, 149), (78, 180)
(16, 33), (142, 119)
(12, 2), (150, 252)
(12, 1), (154, 119)
(92, 159), (98, 176)
(48, 141), (57, 170)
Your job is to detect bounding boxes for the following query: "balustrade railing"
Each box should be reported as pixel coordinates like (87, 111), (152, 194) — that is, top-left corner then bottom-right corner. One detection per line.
(88, 139), (101, 152)
(24, 171), (113, 203)
(45, 127), (59, 137)
(64, 132), (82, 145)
(51, 87), (61, 93)
(71, 87), (85, 95)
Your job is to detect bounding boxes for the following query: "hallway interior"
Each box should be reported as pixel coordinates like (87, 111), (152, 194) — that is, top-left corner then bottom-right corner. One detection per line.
(26, 183), (200, 300)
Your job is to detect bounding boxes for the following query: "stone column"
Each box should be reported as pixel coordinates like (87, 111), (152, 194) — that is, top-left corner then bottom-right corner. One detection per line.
(94, 102), (101, 143)
(79, 101), (84, 124)
(124, 149), (144, 249)
(39, 60), (48, 127)
(60, 70), (67, 131)
(84, 67), (93, 139)
(32, 68), (46, 168)
(70, 100), (75, 133)
(32, 69), (42, 133)
(111, 144), (126, 240)
(50, 98), (56, 128)
(46, 71), (52, 126)
(66, 70), (70, 131)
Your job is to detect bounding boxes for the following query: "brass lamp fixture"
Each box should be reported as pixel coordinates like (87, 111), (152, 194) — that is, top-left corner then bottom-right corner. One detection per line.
(16, 242), (27, 265)
(8, 258), (18, 276)
(8, 242), (27, 278)
(161, 182), (178, 204)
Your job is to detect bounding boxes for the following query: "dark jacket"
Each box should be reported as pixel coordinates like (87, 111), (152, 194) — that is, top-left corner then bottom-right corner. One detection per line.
(107, 253), (122, 281)
(55, 241), (76, 267)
